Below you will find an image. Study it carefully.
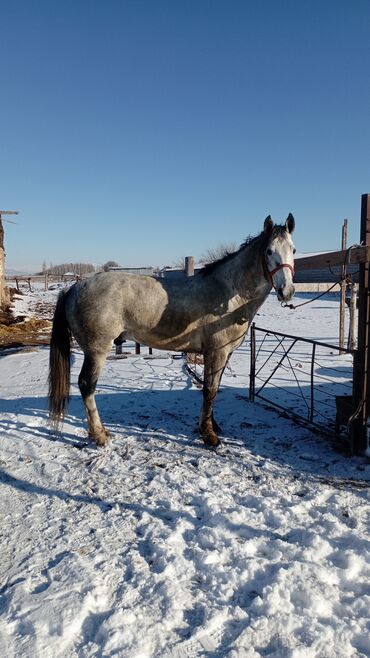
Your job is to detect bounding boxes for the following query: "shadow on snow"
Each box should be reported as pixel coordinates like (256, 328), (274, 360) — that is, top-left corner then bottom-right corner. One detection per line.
(0, 376), (367, 485)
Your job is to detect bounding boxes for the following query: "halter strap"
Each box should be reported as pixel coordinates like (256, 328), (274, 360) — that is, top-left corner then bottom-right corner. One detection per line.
(263, 258), (295, 287)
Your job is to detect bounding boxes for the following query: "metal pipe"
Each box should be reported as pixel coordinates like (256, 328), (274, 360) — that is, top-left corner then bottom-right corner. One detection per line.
(310, 343), (316, 422)
(249, 323), (256, 401)
(253, 325), (353, 354)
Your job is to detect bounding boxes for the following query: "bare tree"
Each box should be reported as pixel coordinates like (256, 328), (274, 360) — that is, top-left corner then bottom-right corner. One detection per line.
(171, 256), (186, 269)
(36, 262), (96, 276)
(103, 260), (119, 272)
(199, 241), (238, 264)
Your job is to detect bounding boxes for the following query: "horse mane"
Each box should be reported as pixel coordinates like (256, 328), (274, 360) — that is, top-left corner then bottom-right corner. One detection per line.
(198, 224), (288, 277)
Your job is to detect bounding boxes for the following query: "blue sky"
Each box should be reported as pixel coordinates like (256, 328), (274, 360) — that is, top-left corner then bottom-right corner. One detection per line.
(1, 0), (370, 271)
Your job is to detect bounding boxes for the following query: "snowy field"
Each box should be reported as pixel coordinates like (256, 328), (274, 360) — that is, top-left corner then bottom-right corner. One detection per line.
(1, 285), (370, 658)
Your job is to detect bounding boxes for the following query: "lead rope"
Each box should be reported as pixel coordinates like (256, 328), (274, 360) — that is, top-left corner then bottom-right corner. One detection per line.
(281, 280), (342, 309)
(281, 244), (357, 310)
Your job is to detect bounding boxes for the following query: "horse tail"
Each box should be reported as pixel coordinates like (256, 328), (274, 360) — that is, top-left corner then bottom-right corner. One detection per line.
(48, 289), (72, 429)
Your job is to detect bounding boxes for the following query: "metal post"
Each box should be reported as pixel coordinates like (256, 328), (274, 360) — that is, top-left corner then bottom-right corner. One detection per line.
(351, 194), (370, 454)
(249, 323), (256, 402)
(339, 219), (348, 352)
(348, 283), (357, 351)
(310, 343), (316, 422)
(114, 332), (125, 355)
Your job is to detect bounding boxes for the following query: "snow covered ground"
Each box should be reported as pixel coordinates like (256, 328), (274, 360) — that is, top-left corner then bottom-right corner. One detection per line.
(0, 285), (370, 658)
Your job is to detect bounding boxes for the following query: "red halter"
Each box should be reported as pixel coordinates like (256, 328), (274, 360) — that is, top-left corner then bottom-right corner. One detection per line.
(263, 258), (295, 288)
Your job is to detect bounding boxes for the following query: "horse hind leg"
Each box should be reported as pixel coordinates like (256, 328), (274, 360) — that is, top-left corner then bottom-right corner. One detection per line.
(78, 349), (111, 446)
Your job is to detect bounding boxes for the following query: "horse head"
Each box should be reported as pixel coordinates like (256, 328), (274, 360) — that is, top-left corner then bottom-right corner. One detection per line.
(263, 214), (296, 302)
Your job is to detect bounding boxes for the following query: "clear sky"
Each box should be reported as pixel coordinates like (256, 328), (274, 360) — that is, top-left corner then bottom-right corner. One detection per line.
(1, 0), (370, 272)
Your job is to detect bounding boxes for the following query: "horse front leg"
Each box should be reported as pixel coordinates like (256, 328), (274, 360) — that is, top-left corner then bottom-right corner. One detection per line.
(200, 349), (229, 447)
(78, 350), (110, 446)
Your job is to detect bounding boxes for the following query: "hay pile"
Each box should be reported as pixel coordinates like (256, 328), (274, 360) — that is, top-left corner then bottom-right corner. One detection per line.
(0, 289), (52, 349)
(0, 317), (52, 348)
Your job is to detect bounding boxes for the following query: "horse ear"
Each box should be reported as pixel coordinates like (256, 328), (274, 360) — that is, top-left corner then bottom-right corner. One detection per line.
(285, 213), (295, 234)
(264, 215), (274, 235)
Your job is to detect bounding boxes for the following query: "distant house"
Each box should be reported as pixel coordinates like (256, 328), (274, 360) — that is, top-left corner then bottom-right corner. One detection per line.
(107, 266), (154, 277)
(62, 271), (78, 281)
(159, 266), (187, 280)
(159, 264), (203, 280)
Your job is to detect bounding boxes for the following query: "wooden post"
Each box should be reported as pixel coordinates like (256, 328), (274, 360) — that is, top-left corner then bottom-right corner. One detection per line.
(0, 211), (19, 307)
(44, 271), (49, 291)
(135, 342), (141, 354)
(351, 194), (370, 455)
(0, 216), (4, 306)
(339, 219), (348, 352)
(185, 256), (194, 277)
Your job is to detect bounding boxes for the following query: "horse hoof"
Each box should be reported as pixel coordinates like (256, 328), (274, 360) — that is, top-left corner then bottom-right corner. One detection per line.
(88, 431), (110, 447)
(95, 435), (109, 447)
(202, 432), (220, 448)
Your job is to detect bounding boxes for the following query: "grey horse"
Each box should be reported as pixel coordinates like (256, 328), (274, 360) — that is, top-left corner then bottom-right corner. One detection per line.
(49, 214), (295, 447)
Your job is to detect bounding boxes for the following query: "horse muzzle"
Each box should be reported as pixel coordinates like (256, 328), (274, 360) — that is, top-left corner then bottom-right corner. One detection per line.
(277, 283), (295, 302)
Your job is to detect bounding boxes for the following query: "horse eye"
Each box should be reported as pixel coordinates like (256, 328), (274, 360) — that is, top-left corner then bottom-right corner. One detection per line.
(293, 248), (296, 254)
(266, 249), (272, 256)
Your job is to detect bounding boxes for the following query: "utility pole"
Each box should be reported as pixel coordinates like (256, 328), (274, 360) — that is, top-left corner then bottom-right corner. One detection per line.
(0, 210), (19, 307)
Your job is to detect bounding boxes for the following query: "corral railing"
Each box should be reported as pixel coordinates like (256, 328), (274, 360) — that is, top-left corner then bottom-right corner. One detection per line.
(249, 323), (354, 439)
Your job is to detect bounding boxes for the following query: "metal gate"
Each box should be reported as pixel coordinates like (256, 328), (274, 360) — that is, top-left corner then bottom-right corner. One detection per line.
(249, 323), (354, 440)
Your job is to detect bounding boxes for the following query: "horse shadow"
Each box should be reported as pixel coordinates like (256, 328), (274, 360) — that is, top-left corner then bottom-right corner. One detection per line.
(1, 374), (366, 485)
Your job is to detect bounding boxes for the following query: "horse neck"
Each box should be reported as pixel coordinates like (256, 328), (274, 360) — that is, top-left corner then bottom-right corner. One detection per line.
(226, 235), (271, 299)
